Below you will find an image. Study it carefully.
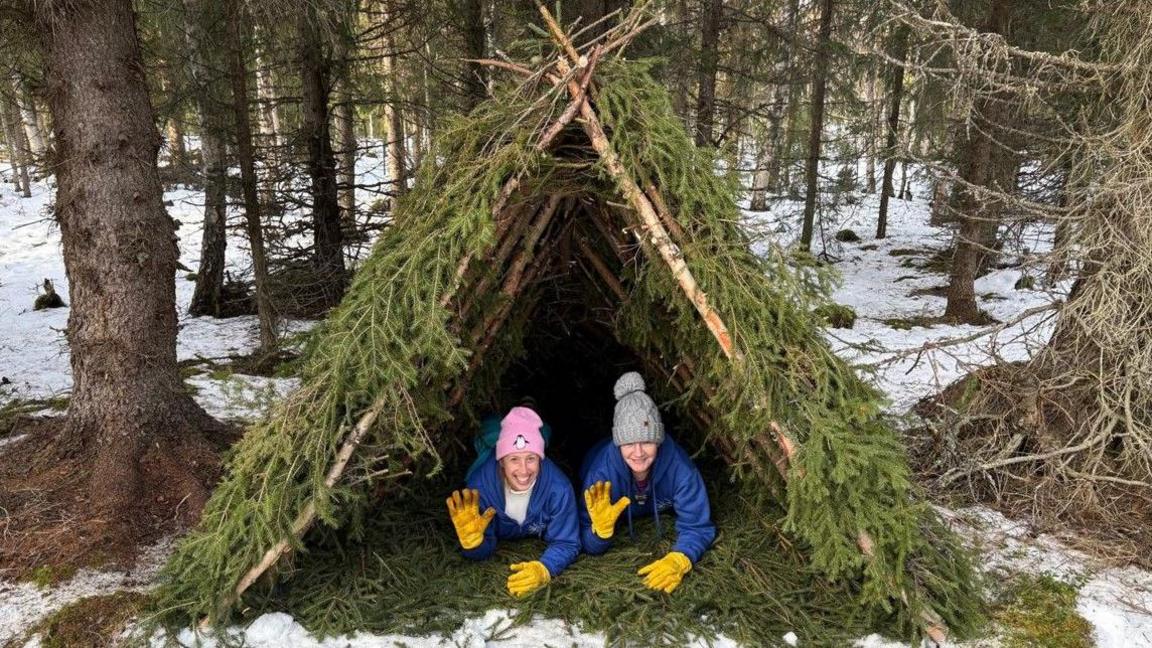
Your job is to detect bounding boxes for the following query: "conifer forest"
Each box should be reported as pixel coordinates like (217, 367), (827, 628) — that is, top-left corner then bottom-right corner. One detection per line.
(2, 1), (1152, 646)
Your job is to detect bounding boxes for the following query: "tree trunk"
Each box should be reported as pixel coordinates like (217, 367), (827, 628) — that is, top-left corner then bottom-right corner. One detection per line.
(765, 0), (801, 193)
(1045, 161), (1075, 285)
(944, 0), (1012, 323)
(34, 0), (221, 531)
(461, 0), (487, 111)
(253, 36), (281, 211)
(973, 149), (1018, 276)
(158, 56), (186, 166)
(300, 7), (347, 302)
(254, 38), (282, 149)
(763, 87), (786, 192)
(12, 73), (47, 160)
(166, 120), (186, 167)
(864, 66), (878, 194)
(184, 0), (232, 317)
(227, 2), (277, 352)
(161, 63), (187, 168)
(381, 17), (407, 205)
(0, 95), (31, 196)
(800, 0), (834, 250)
(570, 0), (629, 40)
(929, 177), (951, 225)
(749, 136), (771, 211)
(693, 0), (724, 148)
(876, 25), (908, 239)
(669, 0), (693, 124)
(334, 99), (356, 223)
(333, 15), (358, 226)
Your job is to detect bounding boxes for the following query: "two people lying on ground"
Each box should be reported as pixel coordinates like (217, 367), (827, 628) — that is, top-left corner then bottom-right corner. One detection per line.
(579, 371), (716, 594)
(446, 405), (579, 598)
(446, 371), (715, 597)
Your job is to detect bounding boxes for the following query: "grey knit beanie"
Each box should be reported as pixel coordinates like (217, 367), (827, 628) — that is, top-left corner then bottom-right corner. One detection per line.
(612, 372), (665, 446)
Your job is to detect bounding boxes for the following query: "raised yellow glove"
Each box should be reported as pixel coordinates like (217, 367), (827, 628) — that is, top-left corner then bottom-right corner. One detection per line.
(446, 488), (495, 550)
(507, 560), (551, 597)
(638, 551), (692, 593)
(584, 480), (631, 539)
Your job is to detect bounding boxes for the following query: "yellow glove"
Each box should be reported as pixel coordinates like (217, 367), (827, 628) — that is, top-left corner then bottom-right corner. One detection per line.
(638, 551), (692, 593)
(584, 480), (631, 539)
(507, 560), (551, 597)
(446, 488), (495, 550)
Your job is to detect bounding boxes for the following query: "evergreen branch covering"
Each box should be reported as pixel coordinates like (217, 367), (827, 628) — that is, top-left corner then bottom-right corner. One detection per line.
(148, 49), (981, 641)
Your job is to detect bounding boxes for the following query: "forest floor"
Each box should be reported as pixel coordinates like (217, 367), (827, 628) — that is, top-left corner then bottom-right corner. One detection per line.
(2, 164), (1151, 647)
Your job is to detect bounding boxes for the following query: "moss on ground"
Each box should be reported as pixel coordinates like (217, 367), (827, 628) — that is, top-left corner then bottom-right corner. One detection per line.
(814, 303), (857, 329)
(28, 564), (79, 589)
(882, 316), (942, 330)
(992, 573), (1092, 648)
(21, 591), (146, 648)
(0, 397), (68, 436)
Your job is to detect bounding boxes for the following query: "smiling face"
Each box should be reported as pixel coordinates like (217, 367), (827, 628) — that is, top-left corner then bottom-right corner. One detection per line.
(500, 451), (541, 491)
(619, 442), (659, 480)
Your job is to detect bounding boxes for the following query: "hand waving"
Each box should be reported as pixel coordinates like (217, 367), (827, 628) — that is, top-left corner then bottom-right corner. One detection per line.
(583, 480), (631, 540)
(446, 488), (496, 550)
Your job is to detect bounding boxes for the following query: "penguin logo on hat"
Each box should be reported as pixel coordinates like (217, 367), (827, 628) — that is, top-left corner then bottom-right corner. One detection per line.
(514, 434), (528, 449)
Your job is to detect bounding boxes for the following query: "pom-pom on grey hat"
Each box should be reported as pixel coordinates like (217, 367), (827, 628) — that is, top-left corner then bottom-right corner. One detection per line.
(612, 371), (665, 446)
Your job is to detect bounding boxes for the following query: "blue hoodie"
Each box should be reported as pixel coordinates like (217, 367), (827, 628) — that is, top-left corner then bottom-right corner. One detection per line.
(462, 454), (580, 577)
(578, 436), (715, 564)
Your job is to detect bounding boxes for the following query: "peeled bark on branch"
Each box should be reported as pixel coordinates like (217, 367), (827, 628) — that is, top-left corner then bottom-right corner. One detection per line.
(213, 392), (390, 624)
(539, 4), (738, 361)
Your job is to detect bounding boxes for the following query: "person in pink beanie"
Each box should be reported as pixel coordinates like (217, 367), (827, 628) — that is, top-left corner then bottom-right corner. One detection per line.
(446, 406), (579, 598)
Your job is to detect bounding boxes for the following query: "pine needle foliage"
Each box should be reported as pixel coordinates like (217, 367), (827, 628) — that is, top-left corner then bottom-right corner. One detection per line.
(147, 48), (981, 641)
(253, 476), (891, 647)
(597, 61), (982, 636)
(150, 79), (567, 625)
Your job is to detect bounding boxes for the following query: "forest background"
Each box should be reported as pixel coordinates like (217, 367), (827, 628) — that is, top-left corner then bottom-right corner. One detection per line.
(3, 0), (1151, 646)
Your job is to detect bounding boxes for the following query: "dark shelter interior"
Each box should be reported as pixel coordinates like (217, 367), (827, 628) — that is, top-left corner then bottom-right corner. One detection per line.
(474, 253), (695, 480)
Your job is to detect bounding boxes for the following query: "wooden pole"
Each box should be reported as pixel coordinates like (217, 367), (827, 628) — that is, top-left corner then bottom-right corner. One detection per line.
(535, 5), (945, 641)
(205, 391), (390, 626)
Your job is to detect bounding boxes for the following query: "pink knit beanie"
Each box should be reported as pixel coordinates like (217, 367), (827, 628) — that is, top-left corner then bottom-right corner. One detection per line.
(495, 406), (546, 460)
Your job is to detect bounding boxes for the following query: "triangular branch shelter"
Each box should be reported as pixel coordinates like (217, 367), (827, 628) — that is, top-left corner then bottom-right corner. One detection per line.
(154, 7), (979, 642)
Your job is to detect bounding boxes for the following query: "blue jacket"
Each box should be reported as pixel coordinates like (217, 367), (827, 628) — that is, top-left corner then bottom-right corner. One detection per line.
(462, 455), (580, 577)
(578, 436), (715, 564)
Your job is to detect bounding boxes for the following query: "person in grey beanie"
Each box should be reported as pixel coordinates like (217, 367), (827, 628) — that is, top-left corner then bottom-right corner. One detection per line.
(577, 371), (715, 594)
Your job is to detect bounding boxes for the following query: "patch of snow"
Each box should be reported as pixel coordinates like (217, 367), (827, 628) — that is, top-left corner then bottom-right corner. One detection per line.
(0, 433), (26, 448)
(154, 609), (740, 648)
(0, 179), (316, 407)
(187, 374), (300, 423)
(742, 186), (1062, 412)
(0, 538), (173, 646)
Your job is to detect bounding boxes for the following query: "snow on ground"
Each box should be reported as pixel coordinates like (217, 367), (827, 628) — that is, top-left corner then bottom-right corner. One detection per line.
(2, 169), (1152, 646)
(742, 181), (1065, 413)
(154, 610), (740, 648)
(0, 540), (172, 646)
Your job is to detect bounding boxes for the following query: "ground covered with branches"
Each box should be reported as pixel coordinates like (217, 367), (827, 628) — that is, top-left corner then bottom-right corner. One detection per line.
(248, 474), (892, 648)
